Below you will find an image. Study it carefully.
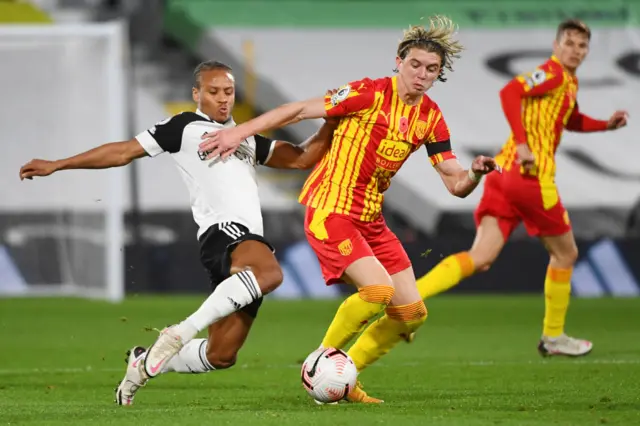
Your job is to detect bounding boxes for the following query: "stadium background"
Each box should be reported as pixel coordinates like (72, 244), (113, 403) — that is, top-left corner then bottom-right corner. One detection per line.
(1, 0), (639, 300)
(2, 2), (640, 425)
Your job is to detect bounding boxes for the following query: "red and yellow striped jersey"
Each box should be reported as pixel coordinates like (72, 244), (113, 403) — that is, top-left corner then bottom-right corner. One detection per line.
(496, 56), (578, 182)
(298, 76), (455, 222)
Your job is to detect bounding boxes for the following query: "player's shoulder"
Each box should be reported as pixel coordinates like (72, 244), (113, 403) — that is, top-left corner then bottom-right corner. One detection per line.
(152, 111), (212, 132)
(170, 111), (212, 126)
(343, 77), (377, 94)
(540, 57), (566, 79)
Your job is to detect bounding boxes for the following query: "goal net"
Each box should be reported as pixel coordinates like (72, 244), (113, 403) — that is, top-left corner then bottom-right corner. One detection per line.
(0, 23), (128, 302)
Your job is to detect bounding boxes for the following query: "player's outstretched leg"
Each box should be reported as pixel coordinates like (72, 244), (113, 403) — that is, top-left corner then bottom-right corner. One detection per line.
(144, 240), (281, 379)
(416, 216), (506, 300)
(115, 311), (255, 405)
(538, 231), (592, 357)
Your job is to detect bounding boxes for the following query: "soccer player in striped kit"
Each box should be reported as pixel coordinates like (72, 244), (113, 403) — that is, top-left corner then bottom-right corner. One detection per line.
(199, 16), (499, 402)
(417, 19), (628, 356)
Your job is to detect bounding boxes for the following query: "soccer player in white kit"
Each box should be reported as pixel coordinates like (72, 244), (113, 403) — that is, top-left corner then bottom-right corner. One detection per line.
(19, 60), (336, 405)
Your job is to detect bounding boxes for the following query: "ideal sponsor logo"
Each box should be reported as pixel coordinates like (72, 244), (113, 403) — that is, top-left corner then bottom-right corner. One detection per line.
(376, 139), (410, 170)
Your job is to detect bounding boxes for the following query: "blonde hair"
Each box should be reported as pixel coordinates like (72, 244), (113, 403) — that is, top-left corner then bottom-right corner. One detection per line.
(396, 15), (464, 82)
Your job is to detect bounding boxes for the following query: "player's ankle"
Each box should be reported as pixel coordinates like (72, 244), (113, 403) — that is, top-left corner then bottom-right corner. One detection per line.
(174, 320), (199, 342)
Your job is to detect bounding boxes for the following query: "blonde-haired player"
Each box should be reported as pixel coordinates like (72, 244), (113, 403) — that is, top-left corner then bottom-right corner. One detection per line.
(174, 16), (499, 403)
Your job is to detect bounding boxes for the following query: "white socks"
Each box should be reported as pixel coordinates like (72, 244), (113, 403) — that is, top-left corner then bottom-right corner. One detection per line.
(173, 270), (262, 342)
(161, 339), (214, 374)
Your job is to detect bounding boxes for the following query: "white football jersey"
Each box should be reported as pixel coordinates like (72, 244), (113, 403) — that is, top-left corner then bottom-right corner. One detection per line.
(135, 109), (275, 239)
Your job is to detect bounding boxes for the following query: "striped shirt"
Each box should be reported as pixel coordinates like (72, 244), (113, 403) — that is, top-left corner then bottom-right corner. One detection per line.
(299, 76), (455, 222)
(496, 56), (578, 182)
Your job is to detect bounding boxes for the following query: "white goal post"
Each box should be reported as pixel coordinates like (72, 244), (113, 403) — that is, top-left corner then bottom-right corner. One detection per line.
(0, 22), (128, 302)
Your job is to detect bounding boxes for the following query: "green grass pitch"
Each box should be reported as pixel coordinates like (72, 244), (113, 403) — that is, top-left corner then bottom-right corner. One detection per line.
(0, 295), (639, 425)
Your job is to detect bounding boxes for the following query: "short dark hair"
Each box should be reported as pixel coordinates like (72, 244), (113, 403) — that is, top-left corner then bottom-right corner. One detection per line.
(556, 19), (591, 41)
(193, 60), (233, 88)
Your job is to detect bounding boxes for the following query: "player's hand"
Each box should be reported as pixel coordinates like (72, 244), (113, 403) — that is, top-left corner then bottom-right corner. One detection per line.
(515, 143), (536, 173)
(470, 155), (501, 176)
(607, 110), (629, 130)
(198, 127), (245, 161)
(19, 159), (59, 180)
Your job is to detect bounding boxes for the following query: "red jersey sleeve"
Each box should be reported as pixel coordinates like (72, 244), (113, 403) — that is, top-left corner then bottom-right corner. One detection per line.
(425, 111), (456, 166)
(324, 78), (376, 117)
(565, 102), (608, 132)
(500, 63), (565, 144)
(514, 65), (564, 96)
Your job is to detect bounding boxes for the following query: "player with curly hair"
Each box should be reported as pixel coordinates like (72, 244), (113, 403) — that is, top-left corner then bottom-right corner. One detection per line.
(180, 16), (500, 403)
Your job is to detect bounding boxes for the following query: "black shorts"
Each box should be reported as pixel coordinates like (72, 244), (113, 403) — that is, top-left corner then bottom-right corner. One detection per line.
(198, 222), (274, 318)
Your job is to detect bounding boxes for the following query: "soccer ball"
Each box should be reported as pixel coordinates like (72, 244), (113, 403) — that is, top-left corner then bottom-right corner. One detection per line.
(300, 347), (358, 403)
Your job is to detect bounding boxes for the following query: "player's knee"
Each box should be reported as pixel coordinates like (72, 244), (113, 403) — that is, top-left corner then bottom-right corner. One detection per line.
(551, 246), (579, 268)
(386, 300), (427, 334)
(358, 284), (395, 307)
(206, 351), (237, 370)
(469, 253), (495, 273)
(252, 262), (283, 295)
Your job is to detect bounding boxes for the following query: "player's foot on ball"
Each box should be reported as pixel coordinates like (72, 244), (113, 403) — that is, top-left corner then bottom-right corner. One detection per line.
(346, 380), (384, 404)
(144, 326), (184, 378)
(538, 334), (593, 357)
(115, 346), (148, 406)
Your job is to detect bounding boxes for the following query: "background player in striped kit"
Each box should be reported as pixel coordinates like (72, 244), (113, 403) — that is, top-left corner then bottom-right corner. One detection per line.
(198, 16), (499, 402)
(416, 19), (628, 356)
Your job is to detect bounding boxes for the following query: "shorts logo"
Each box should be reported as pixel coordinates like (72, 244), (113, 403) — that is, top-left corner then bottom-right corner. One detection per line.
(563, 210), (571, 225)
(338, 239), (353, 256)
(415, 120), (428, 140)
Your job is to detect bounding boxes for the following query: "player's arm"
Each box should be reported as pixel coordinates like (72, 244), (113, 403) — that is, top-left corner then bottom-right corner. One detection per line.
(19, 139), (146, 180)
(199, 80), (375, 160)
(20, 113), (185, 181)
(233, 81), (374, 139)
(566, 102), (628, 132)
(500, 67), (564, 144)
(430, 144), (497, 198)
(262, 119), (338, 170)
(426, 114), (497, 198)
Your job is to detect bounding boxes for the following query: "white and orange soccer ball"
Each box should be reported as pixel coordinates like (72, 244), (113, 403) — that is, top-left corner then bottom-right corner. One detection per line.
(300, 347), (358, 403)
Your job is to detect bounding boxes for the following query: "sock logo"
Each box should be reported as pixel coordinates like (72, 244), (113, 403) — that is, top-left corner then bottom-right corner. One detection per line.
(227, 297), (241, 310)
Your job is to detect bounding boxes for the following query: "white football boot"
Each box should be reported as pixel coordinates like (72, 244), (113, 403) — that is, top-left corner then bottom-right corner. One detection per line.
(143, 326), (185, 378)
(538, 334), (593, 357)
(115, 346), (148, 406)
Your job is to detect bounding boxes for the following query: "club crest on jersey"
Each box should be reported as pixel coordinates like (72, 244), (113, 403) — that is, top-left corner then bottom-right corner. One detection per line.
(415, 120), (428, 140)
(330, 85), (351, 106)
(338, 239), (353, 256)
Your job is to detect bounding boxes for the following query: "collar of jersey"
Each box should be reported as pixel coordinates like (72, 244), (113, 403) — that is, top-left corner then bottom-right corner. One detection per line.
(195, 108), (236, 127)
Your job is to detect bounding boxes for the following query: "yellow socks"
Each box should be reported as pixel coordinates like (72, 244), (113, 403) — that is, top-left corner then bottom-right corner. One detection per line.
(417, 252), (475, 299)
(542, 266), (573, 337)
(347, 300), (428, 372)
(321, 285), (394, 350)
